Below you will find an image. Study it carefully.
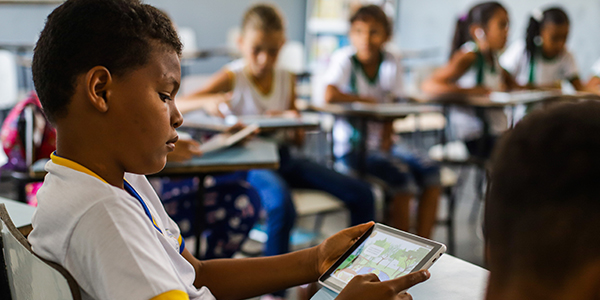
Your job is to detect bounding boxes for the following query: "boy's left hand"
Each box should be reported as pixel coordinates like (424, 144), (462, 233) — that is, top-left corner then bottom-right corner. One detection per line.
(312, 222), (374, 277)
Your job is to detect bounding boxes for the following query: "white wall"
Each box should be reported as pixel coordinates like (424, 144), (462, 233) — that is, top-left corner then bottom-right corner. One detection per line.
(396, 0), (600, 79)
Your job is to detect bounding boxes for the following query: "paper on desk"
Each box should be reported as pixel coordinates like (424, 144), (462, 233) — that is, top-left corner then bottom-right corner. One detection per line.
(198, 123), (259, 153)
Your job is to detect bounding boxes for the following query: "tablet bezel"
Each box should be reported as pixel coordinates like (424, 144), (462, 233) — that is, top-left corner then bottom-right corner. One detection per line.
(318, 223), (446, 293)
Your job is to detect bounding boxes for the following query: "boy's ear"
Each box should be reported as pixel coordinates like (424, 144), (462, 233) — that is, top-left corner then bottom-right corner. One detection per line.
(85, 66), (112, 113)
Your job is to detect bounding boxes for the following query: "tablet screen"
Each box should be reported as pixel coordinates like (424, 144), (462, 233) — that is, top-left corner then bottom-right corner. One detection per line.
(332, 230), (433, 283)
(320, 223), (446, 293)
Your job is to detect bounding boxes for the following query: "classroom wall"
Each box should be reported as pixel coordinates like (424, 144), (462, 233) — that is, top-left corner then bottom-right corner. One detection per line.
(396, 0), (600, 79)
(0, 0), (599, 78)
(0, 0), (306, 75)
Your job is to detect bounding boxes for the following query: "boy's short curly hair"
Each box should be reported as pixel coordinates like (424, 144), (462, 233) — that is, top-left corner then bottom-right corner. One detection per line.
(32, 0), (182, 123)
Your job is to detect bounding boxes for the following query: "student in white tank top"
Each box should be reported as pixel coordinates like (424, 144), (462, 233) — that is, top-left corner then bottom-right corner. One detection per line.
(226, 58), (293, 116)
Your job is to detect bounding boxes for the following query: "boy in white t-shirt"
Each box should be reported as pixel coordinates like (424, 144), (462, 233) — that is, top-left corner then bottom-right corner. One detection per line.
(323, 5), (441, 239)
(27, 1), (430, 299)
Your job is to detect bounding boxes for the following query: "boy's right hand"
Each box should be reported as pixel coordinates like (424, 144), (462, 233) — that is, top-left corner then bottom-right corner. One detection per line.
(336, 270), (430, 300)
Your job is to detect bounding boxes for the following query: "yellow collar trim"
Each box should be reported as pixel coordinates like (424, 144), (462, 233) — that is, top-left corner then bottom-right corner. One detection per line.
(50, 152), (108, 184)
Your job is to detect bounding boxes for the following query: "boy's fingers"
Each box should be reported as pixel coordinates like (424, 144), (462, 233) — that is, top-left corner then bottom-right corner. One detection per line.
(398, 292), (413, 300)
(385, 270), (430, 294)
(340, 221), (374, 239)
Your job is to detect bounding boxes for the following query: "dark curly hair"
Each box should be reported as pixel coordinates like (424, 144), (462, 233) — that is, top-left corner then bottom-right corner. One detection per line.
(32, 0), (182, 123)
(487, 100), (600, 288)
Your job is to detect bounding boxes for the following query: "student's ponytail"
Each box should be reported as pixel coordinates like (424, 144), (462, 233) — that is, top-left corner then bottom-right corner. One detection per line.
(525, 7), (569, 59)
(450, 2), (507, 57)
(451, 15), (471, 58)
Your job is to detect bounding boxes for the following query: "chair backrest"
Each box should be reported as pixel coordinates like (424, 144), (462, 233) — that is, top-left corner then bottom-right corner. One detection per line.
(0, 204), (81, 300)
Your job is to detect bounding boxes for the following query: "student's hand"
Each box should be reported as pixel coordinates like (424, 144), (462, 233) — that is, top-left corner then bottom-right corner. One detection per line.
(336, 271), (430, 300)
(313, 222), (374, 276)
(167, 139), (202, 162)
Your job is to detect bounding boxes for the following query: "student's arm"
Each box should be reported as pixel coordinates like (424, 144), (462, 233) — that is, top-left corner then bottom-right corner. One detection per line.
(586, 76), (600, 94)
(176, 68), (234, 115)
(569, 77), (585, 91)
(421, 51), (490, 95)
(502, 68), (522, 91)
(181, 222), (429, 300)
(324, 84), (377, 104)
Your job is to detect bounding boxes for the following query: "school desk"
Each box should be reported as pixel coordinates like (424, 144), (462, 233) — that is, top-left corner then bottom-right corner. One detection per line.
(0, 197), (36, 236)
(419, 90), (600, 128)
(181, 111), (321, 132)
(30, 139), (280, 257)
(310, 102), (441, 177)
(311, 254), (489, 300)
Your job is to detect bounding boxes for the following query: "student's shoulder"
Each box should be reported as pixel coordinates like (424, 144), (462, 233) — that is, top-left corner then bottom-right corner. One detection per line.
(450, 48), (478, 69)
(329, 46), (356, 64)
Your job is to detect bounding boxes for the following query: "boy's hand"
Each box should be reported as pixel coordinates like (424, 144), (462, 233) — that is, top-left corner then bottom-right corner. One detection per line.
(312, 222), (374, 276)
(336, 271), (430, 300)
(167, 139), (202, 162)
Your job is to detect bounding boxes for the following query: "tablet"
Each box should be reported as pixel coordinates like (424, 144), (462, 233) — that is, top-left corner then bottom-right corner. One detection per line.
(318, 223), (446, 294)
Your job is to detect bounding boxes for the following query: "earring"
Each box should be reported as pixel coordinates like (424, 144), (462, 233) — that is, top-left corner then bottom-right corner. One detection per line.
(475, 28), (486, 40)
(534, 35), (543, 46)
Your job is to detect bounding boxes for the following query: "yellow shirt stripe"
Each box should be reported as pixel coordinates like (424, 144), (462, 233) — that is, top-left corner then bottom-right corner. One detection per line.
(50, 152), (108, 184)
(150, 290), (189, 300)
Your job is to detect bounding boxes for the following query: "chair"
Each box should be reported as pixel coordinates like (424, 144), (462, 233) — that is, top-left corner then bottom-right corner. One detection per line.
(291, 189), (346, 246)
(0, 204), (81, 300)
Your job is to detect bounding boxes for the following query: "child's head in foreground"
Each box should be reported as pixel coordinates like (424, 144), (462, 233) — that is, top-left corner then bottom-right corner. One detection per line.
(348, 5), (392, 63)
(32, 0), (184, 176)
(451, 1), (508, 56)
(238, 3), (286, 79)
(486, 100), (600, 298)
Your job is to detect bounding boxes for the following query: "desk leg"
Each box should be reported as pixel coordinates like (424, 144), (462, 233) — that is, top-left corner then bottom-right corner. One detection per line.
(194, 174), (206, 258)
(357, 117), (368, 178)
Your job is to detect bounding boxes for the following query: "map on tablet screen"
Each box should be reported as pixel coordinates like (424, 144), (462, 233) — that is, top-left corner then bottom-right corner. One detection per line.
(331, 230), (433, 283)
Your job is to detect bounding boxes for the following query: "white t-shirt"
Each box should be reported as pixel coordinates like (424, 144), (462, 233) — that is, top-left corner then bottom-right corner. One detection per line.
(323, 46), (403, 157)
(452, 42), (508, 141)
(500, 40), (579, 87)
(28, 153), (215, 300)
(226, 59), (293, 116)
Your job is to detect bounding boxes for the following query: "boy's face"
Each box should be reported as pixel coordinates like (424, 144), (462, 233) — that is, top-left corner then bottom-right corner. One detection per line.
(108, 44), (182, 175)
(238, 28), (285, 79)
(349, 18), (389, 62)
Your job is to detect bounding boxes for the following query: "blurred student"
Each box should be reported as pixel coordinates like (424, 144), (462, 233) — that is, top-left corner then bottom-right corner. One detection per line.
(422, 2), (516, 158)
(486, 100), (600, 300)
(585, 59), (600, 93)
(27, 1), (429, 299)
(180, 6), (375, 298)
(500, 7), (584, 90)
(322, 5), (441, 238)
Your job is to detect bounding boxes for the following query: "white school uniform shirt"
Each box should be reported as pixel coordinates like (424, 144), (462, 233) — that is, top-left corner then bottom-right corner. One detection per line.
(28, 153), (215, 300)
(500, 40), (579, 87)
(226, 59), (293, 116)
(322, 46), (403, 157)
(452, 42), (508, 141)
